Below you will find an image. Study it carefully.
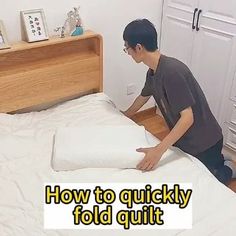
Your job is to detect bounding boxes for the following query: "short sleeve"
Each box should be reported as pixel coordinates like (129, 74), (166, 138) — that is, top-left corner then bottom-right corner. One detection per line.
(141, 70), (153, 97)
(164, 71), (195, 114)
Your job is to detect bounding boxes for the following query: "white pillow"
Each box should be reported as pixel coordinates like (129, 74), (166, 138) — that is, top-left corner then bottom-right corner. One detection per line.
(52, 125), (151, 171)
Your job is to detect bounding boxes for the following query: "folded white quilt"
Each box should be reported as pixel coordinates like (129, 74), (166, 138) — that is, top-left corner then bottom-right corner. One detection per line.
(52, 125), (151, 171)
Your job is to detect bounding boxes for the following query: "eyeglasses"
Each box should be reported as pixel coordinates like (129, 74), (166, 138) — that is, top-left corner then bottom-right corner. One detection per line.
(123, 46), (130, 53)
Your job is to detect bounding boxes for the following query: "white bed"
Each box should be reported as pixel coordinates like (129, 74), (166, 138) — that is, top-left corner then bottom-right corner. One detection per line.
(1, 92), (236, 236)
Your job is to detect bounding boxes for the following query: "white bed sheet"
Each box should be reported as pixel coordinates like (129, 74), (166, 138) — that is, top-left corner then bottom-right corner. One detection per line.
(0, 93), (236, 236)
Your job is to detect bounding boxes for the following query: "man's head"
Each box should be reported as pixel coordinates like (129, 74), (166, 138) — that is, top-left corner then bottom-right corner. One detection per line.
(123, 19), (158, 63)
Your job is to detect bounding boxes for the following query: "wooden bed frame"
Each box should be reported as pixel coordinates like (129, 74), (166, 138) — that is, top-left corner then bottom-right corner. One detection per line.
(0, 31), (103, 113)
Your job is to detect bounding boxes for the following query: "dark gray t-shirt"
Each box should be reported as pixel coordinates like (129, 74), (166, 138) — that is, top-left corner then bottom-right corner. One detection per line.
(141, 55), (222, 156)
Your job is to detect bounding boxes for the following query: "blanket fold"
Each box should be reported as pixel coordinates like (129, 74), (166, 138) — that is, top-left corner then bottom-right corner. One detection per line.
(52, 125), (151, 171)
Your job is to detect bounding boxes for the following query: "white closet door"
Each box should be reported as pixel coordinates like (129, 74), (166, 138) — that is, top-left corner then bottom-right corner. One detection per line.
(160, 0), (199, 67)
(190, 0), (236, 124)
(198, 0), (236, 25)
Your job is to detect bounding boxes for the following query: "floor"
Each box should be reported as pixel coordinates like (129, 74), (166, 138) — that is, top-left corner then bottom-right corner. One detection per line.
(132, 107), (170, 140)
(132, 107), (236, 193)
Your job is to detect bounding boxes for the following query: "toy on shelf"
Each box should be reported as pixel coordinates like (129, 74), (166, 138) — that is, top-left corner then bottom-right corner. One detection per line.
(54, 6), (84, 38)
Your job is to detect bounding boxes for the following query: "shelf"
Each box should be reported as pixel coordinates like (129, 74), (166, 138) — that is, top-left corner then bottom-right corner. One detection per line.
(0, 31), (102, 75)
(0, 51), (99, 77)
(0, 30), (101, 54)
(0, 30), (103, 113)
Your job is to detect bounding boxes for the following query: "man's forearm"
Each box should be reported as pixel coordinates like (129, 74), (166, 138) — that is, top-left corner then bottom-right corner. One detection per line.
(157, 107), (194, 154)
(124, 95), (150, 117)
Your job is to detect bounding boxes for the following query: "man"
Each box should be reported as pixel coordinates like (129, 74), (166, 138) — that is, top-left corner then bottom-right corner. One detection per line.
(122, 19), (236, 184)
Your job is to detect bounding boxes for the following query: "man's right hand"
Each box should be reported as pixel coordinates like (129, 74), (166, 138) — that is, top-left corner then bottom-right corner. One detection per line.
(121, 110), (133, 118)
(120, 95), (151, 119)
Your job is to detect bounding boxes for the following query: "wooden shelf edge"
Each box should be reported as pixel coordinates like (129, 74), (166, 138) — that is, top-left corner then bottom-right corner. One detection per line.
(0, 30), (102, 55)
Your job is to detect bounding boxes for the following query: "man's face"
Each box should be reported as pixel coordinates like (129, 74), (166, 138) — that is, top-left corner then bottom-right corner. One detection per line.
(124, 41), (143, 63)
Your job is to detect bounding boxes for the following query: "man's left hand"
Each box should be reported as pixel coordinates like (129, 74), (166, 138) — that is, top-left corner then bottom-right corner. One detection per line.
(136, 146), (164, 171)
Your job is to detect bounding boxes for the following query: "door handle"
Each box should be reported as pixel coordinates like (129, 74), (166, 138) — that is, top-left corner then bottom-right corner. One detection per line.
(196, 9), (202, 31)
(192, 8), (198, 30)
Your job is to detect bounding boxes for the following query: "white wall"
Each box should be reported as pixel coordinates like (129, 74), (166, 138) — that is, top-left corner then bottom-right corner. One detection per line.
(0, 0), (163, 110)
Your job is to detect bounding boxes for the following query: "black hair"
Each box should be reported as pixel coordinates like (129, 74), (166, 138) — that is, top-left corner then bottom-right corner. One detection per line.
(123, 19), (158, 52)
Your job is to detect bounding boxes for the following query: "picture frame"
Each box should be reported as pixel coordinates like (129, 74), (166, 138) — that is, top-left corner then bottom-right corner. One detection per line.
(0, 20), (11, 50)
(21, 9), (49, 43)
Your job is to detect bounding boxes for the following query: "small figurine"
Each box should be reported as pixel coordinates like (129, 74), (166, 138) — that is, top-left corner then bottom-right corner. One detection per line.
(71, 18), (83, 36)
(0, 30), (5, 44)
(54, 6), (84, 38)
(54, 26), (65, 38)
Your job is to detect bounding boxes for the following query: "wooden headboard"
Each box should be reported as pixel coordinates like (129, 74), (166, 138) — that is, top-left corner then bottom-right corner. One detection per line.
(0, 31), (103, 113)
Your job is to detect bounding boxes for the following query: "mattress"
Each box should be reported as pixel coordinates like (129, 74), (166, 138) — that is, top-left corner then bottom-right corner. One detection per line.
(0, 93), (236, 236)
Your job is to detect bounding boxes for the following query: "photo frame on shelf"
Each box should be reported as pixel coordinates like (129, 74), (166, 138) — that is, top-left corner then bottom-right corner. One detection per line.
(21, 9), (49, 42)
(0, 20), (11, 50)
